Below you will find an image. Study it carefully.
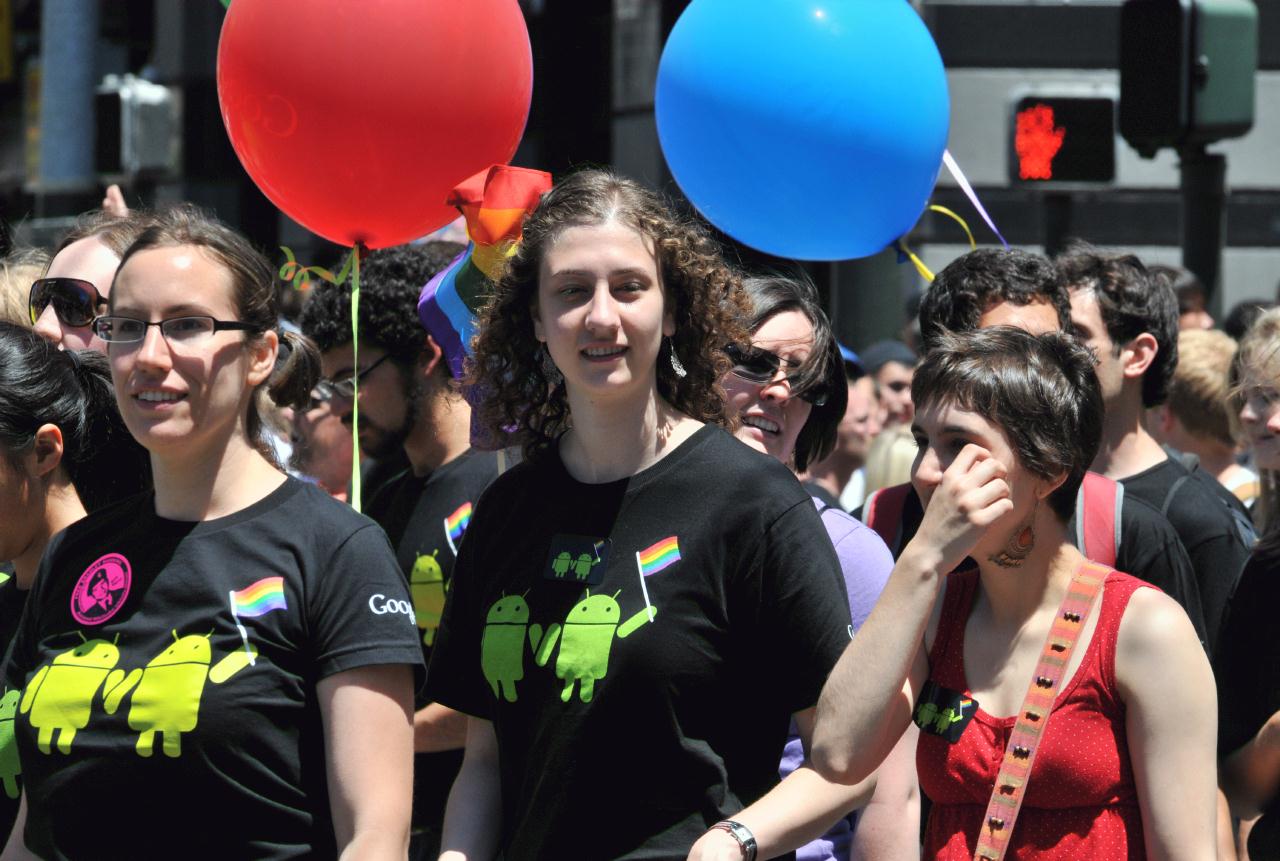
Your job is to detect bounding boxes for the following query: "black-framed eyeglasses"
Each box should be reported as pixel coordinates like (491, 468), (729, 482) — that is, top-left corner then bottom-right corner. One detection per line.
(92, 315), (260, 347)
(725, 343), (829, 407)
(29, 278), (107, 328)
(318, 352), (394, 400)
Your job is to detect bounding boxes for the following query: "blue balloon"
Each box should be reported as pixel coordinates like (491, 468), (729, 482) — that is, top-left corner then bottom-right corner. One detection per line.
(656, 0), (949, 261)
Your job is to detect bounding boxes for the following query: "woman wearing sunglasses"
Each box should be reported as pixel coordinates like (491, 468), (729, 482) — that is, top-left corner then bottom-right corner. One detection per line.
(29, 209), (152, 352)
(428, 170), (874, 861)
(721, 273), (919, 861)
(3, 206), (422, 860)
(0, 321), (149, 838)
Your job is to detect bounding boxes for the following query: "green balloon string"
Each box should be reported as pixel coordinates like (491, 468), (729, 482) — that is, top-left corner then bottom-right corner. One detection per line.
(349, 245), (363, 512)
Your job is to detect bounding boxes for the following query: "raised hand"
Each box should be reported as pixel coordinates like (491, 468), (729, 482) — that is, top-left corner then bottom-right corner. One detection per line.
(907, 443), (1013, 576)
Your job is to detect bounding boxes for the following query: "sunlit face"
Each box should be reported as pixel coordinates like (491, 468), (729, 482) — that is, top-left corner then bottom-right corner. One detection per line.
(1238, 372), (1280, 472)
(32, 237), (122, 353)
(291, 393), (355, 494)
(722, 310), (816, 465)
(910, 400), (1040, 561)
(319, 343), (413, 460)
(533, 220), (673, 404)
(977, 298), (1061, 336)
(107, 245), (274, 459)
(875, 361), (915, 426)
(837, 375), (881, 464)
(1069, 287), (1125, 404)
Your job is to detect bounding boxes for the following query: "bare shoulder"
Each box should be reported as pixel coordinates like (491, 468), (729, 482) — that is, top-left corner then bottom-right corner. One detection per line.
(1115, 586), (1209, 694)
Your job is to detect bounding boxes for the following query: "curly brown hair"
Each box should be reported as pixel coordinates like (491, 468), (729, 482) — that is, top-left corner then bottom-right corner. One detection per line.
(467, 169), (749, 459)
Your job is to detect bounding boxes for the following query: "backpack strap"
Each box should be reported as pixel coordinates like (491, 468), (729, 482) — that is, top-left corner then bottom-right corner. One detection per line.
(973, 561), (1110, 861)
(1075, 472), (1123, 568)
(862, 483), (912, 556)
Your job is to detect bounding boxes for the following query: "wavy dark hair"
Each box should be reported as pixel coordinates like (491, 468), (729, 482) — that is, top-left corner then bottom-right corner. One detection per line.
(740, 273), (847, 472)
(912, 326), (1104, 521)
(467, 169), (749, 458)
(113, 205), (322, 461)
(919, 248), (1070, 352)
(0, 321), (150, 511)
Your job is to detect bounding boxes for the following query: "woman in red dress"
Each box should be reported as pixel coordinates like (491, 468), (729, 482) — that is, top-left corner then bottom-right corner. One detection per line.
(812, 326), (1216, 859)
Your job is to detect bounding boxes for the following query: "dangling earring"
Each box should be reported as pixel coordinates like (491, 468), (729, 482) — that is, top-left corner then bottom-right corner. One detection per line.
(666, 337), (687, 379)
(989, 499), (1037, 569)
(539, 344), (562, 386)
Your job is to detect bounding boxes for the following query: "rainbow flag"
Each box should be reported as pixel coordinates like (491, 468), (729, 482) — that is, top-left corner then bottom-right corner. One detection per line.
(445, 502), (473, 542)
(229, 577), (287, 617)
(637, 537), (681, 577)
(417, 164), (552, 380)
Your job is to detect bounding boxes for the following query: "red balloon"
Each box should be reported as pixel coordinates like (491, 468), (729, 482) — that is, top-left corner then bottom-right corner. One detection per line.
(217, 0), (532, 249)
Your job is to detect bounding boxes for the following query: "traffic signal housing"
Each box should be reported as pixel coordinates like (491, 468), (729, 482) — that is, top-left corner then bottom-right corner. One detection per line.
(1119, 0), (1257, 157)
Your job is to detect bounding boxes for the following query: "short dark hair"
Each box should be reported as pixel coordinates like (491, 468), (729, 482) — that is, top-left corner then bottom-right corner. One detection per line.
(1056, 243), (1178, 408)
(919, 248), (1070, 352)
(911, 326), (1103, 521)
(300, 241), (465, 362)
(1224, 298), (1275, 341)
(740, 273), (848, 472)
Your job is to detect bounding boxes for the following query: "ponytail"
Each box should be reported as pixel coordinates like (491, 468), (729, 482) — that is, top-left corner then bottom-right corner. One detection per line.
(267, 330), (322, 411)
(0, 323), (150, 512)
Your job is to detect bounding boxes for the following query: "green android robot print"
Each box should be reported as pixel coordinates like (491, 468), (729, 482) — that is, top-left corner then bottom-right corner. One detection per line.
(20, 635), (122, 754)
(0, 689), (21, 798)
(531, 590), (656, 703)
(481, 595), (533, 702)
(410, 550), (447, 646)
(102, 630), (257, 758)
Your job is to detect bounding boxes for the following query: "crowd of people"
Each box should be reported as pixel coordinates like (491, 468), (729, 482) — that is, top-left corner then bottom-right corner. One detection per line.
(0, 169), (1278, 861)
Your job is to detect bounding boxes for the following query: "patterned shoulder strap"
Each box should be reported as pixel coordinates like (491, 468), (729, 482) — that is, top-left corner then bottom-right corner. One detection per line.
(973, 561), (1109, 861)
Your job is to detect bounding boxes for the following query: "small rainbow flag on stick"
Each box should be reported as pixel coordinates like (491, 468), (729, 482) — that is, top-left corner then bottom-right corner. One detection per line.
(443, 502), (474, 556)
(634, 537), (681, 622)
(227, 576), (287, 665)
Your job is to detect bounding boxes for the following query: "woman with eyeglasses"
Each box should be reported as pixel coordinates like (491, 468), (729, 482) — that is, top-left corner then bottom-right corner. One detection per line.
(29, 209), (153, 352)
(720, 273), (919, 861)
(3, 205), (423, 860)
(428, 170), (871, 861)
(0, 321), (150, 840)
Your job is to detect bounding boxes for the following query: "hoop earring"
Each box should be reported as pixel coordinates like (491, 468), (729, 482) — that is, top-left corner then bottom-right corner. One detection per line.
(666, 337), (687, 379)
(989, 500), (1037, 569)
(539, 344), (562, 386)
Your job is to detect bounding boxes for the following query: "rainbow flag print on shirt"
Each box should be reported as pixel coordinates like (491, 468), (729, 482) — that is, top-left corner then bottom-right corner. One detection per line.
(230, 577), (287, 617)
(445, 503), (473, 542)
(637, 537), (681, 577)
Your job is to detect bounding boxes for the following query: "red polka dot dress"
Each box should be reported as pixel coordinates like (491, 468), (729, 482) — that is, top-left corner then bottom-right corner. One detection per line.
(918, 568), (1148, 860)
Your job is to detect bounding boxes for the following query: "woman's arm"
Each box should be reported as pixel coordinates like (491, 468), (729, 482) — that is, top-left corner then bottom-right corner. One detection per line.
(687, 707), (882, 861)
(1222, 709), (1280, 819)
(415, 702), (469, 753)
(318, 664), (415, 860)
(813, 444), (1011, 784)
(1116, 588), (1217, 861)
(439, 717), (503, 861)
(850, 723), (921, 861)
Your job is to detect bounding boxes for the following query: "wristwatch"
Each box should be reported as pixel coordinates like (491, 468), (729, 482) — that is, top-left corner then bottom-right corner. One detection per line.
(710, 819), (758, 861)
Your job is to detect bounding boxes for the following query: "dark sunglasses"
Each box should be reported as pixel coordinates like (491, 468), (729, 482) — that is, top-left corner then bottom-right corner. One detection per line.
(29, 278), (107, 329)
(725, 343), (829, 406)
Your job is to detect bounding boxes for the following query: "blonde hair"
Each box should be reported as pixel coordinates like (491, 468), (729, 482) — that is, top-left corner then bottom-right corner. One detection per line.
(863, 425), (920, 497)
(0, 247), (50, 327)
(1233, 308), (1280, 543)
(1168, 328), (1239, 447)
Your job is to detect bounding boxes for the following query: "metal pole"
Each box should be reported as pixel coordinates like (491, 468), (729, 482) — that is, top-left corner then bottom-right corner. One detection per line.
(37, 0), (98, 193)
(1042, 192), (1074, 258)
(1178, 145), (1227, 308)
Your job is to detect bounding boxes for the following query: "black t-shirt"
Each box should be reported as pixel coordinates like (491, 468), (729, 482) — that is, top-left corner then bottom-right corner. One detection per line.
(801, 480), (841, 512)
(1122, 455), (1251, 655)
(427, 426), (852, 861)
(4, 478), (424, 860)
(363, 448), (500, 830)
(1216, 547), (1280, 857)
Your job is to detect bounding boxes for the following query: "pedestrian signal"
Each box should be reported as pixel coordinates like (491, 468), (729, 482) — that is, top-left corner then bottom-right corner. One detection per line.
(1009, 96), (1116, 185)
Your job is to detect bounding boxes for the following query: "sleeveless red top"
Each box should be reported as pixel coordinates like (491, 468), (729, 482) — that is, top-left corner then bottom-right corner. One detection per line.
(918, 568), (1148, 860)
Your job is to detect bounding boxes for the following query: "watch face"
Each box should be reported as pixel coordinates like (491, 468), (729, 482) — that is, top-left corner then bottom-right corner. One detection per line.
(913, 680), (978, 744)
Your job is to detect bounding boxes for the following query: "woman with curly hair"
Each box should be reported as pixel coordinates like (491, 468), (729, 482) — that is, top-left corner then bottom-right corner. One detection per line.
(427, 170), (862, 861)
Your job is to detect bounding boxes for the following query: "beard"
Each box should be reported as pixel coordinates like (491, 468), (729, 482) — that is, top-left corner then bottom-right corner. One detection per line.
(347, 378), (422, 461)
